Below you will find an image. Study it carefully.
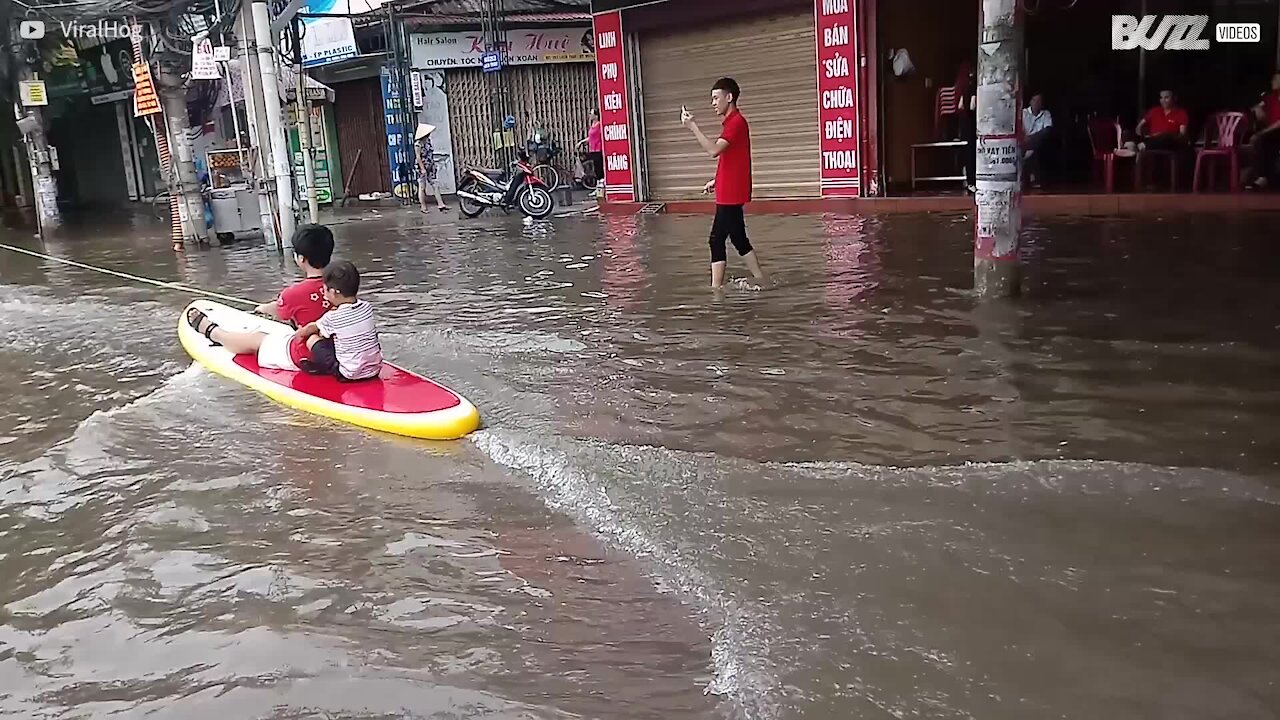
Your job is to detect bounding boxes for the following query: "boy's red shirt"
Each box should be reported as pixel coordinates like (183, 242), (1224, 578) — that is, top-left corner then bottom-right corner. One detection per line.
(276, 276), (330, 327)
(275, 276), (331, 366)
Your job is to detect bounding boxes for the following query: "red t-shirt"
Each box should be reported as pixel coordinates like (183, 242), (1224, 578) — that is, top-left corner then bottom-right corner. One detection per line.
(1144, 106), (1189, 136)
(715, 108), (752, 206)
(1264, 91), (1280, 126)
(276, 276), (330, 366)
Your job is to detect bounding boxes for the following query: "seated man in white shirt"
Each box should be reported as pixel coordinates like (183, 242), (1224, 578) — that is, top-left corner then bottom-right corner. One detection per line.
(1022, 92), (1053, 188)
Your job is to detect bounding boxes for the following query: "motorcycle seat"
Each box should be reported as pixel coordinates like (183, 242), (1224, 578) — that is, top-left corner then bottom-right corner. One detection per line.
(476, 168), (507, 179)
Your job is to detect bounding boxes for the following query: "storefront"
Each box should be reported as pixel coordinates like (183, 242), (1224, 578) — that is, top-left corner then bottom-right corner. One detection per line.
(284, 69), (340, 205)
(408, 26), (597, 173)
(311, 59), (392, 198)
(31, 35), (164, 208)
(592, 0), (869, 203)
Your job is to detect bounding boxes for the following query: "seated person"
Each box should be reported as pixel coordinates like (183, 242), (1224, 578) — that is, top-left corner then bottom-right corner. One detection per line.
(293, 261), (384, 382)
(1022, 92), (1053, 188)
(1246, 71), (1280, 190)
(184, 224), (334, 371)
(1136, 89), (1190, 151)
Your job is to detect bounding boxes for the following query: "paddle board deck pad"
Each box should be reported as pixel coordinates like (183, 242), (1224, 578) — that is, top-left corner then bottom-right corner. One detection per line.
(178, 300), (480, 440)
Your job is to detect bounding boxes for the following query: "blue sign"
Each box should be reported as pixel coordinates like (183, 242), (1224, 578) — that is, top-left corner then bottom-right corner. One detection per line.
(380, 66), (414, 199)
(481, 51), (503, 73)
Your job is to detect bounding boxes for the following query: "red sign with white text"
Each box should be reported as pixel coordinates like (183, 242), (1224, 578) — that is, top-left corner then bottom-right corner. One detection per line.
(593, 12), (634, 202)
(815, 0), (861, 196)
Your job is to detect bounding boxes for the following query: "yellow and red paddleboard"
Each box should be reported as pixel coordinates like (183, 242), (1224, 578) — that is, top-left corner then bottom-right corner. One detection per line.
(178, 300), (480, 440)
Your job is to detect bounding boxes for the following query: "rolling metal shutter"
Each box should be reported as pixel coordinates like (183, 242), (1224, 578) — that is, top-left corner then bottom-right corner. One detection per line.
(638, 11), (819, 200)
(447, 63), (597, 172)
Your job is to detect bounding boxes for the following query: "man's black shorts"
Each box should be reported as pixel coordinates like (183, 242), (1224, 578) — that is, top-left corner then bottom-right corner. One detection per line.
(709, 204), (753, 264)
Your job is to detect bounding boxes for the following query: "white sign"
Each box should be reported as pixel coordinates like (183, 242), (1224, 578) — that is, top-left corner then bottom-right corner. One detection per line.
(410, 70), (423, 108)
(191, 38), (221, 80)
(213, 45), (231, 61)
(91, 88), (134, 105)
(976, 135), (1019, 177)
(19, 80), (48, 106)
(409, 27), (594, 69)
(301, 0), (359, 68)
(416, 71), (456, 194)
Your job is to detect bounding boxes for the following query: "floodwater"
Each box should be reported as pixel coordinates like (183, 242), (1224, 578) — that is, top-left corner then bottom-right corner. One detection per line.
(1, 207), (1279, 719)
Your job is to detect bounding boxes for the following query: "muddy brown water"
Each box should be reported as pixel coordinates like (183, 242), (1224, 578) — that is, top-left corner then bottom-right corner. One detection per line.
(1, 208), (1278, 719)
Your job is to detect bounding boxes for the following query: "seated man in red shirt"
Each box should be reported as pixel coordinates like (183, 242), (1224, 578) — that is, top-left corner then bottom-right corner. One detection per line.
(185, 224), (334, 371)
(1136, 89), (1190, 151)
(680, 77), (768, 289)
(1246, 71), (1280, 190)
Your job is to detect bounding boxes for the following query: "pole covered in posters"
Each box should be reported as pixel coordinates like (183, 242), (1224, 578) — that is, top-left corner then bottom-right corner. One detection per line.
(974, 0), (1023, 298)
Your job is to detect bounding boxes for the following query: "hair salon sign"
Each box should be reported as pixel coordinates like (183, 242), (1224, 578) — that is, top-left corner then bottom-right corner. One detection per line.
(409, 28), (595, 69)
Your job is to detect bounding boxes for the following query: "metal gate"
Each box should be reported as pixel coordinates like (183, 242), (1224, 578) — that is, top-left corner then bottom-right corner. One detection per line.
(446, 63), (597, 172)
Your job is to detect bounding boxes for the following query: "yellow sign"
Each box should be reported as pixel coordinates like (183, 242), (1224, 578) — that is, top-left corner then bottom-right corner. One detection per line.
(19, 80), (48, 107)
(132, 62), (161, 117)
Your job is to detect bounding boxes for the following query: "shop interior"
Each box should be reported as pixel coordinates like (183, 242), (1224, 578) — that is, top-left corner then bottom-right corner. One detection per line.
(877, 0), (1280, 195)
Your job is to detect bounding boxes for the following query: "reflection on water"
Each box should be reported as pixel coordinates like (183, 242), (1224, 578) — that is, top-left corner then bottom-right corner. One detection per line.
(1, 208), (1279, 719)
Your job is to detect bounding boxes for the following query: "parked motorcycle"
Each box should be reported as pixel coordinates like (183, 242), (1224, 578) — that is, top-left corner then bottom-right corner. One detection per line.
(456, 152), (555, 220)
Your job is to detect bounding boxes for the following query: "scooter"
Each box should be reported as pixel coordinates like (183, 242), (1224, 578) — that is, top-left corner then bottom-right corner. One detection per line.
(456, 152), (555, 220)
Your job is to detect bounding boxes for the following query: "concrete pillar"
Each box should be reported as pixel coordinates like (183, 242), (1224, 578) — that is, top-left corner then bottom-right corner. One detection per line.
(157, 64), (211, 245)
(973, 0), (1023, 298)
(238, 0), (280, 249)
(17, 67), (62, 233)
(251, 0), (297, 245)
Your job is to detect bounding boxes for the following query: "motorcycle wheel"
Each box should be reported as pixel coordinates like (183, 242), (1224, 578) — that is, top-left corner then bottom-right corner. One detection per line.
(457, 178), (486, 218)
(518, 185), (555, 220)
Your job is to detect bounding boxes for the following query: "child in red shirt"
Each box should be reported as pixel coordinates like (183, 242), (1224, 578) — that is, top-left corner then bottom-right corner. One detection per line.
(681, 77), (769, 289)
(185, 224), (334, 371)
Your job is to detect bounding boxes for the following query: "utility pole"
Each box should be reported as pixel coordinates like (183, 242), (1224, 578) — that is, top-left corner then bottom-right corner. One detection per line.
(292, 17), (319, 223)
(251, 0), (297, 245)
(157, 63), (211, 245)
(13, 25), (61, 233)
(238, 0), (280, 249)
(973, 0), (1024, 299)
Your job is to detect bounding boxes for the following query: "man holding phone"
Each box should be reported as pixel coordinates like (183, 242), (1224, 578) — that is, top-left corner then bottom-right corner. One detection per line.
(681, 77), (768, 289)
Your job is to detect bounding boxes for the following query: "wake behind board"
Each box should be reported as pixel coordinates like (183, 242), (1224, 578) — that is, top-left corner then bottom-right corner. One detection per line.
(178, 300), (480, 440)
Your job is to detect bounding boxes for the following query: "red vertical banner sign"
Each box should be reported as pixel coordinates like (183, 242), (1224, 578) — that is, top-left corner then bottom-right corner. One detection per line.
(594, 12), (635, 203)
(815, 0), (861, 197)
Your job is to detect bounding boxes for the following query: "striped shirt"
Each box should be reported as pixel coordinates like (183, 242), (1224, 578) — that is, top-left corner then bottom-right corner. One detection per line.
(316, 299), (383, 380)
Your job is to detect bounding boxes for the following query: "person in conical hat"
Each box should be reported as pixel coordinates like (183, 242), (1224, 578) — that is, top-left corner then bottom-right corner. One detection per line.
(415, 123), (449, 212)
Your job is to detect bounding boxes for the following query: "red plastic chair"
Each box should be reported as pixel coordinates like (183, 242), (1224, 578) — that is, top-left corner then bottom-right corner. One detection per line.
(1192, 112), (1247, 192)
(1135, 145), (1179, 192)
(934, 85), (959, 139)
(1087, 117), (1133, 193)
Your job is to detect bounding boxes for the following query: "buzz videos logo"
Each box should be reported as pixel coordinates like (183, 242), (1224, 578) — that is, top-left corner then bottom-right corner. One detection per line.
(1112, 15), (1261, 50)
(19, 19), (47, 39)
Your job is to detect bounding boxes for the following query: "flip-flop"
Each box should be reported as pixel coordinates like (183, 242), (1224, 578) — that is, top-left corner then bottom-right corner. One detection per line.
(186, 307), (221, 346)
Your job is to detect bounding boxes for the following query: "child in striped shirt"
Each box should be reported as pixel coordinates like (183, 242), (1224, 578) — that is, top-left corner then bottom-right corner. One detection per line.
(292, 260), (383, 381)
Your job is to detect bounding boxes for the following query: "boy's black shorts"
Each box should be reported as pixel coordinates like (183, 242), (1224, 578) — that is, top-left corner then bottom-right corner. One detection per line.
(300, 338), (346, 379)
(301, 338), (376, 383)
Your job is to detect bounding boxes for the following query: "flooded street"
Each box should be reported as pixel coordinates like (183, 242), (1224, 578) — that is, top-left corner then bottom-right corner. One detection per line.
(2, 208), (1279, 719)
